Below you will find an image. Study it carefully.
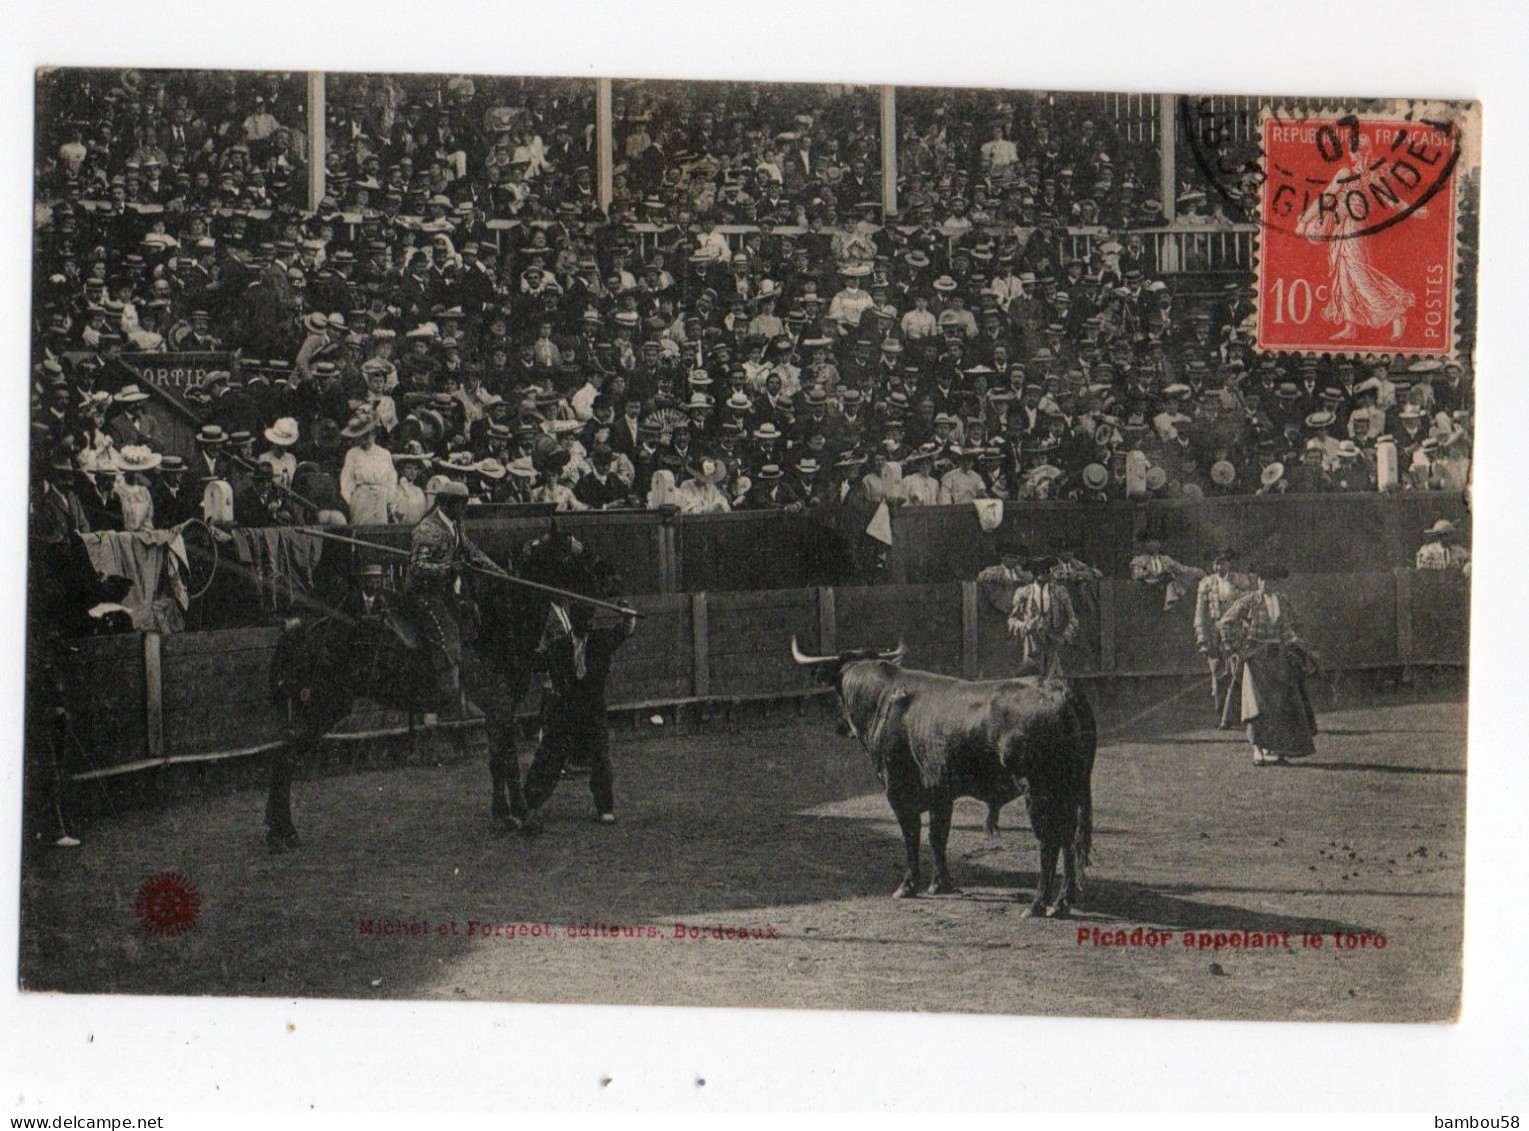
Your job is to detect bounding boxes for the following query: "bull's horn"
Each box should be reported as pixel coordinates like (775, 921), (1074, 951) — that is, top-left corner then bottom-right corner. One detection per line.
(790, 635), (835, 666)
(878, 639), (907, 663)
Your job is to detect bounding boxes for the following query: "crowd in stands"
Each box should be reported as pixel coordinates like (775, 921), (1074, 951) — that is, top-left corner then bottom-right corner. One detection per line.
(31, 69), (1476, 541)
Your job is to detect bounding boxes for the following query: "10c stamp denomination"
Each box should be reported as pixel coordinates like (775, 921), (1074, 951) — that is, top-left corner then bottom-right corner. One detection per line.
(1256, 112), (1463, 356)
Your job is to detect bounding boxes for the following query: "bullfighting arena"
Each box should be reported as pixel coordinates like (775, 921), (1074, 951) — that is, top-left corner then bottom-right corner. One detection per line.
(19, 679), (1465, 1021)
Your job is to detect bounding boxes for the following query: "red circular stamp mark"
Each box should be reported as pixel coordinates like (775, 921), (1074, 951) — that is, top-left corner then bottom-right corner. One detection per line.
(134, 871), (201, 937)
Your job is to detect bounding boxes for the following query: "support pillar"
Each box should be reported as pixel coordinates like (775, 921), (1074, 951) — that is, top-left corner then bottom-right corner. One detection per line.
(596, 78), (614, 213)
(1158, 93), (1178, 271)
(1158, 93), (1177, 224)
(307, 71), (326, 212)
(880, 85), (898, 217)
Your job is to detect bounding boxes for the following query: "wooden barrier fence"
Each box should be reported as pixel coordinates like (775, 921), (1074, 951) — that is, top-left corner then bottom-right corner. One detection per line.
(187, 494), (1469, 631)
(59, 569), (1469, 781)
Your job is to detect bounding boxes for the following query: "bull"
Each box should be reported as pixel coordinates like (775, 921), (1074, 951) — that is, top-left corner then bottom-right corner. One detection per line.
(792, 638), (1096, 917)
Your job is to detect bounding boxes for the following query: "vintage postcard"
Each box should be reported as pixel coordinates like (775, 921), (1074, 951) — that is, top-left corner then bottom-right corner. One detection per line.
(20, 69), (1477, 1024)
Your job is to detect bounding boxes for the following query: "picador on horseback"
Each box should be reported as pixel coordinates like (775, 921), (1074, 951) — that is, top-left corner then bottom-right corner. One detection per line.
(404, 480), (504, 700)
(265, 480), (631, 851)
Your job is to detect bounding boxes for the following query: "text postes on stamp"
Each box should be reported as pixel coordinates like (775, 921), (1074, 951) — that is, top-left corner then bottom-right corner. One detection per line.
(1256, 113), (1462, 357)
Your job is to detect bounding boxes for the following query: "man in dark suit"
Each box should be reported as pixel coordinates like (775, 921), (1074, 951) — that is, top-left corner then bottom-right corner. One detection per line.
(452, 243), (497, 316)
(780, 456), (825, 513)
(573, 445), (630, 509)
(37, 454), (92, 534)
(519, 601), (637, 828)
(149, 457), (200, 528)
(75, 463), (121, 533)
(341, 563), (393, 620)
(1295, 361), (1323, 420)
(610, 399), (643, 461)
(105, 385), (161, 450)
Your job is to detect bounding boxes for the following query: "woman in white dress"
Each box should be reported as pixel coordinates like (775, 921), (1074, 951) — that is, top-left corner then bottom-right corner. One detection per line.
(387, 452), (430, 526)
(112, 445), (161, 532)
(676, 459), (732, 515)
(338, 410), (398, 526)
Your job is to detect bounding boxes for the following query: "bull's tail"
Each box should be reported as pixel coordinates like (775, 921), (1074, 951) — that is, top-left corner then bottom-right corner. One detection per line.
(1076, 787), (1094, 876)
(1069, 683), (1098, 878)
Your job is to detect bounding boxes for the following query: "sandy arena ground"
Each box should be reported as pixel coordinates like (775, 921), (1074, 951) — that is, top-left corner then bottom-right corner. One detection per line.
(19, 687), (1465, 1021)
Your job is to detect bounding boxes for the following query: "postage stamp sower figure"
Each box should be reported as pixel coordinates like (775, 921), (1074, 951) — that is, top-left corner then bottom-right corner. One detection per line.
(1258, 115), (1460, 356)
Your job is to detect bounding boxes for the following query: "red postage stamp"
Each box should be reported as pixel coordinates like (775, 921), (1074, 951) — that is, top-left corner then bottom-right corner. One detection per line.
(1256, 113), (1463, 357)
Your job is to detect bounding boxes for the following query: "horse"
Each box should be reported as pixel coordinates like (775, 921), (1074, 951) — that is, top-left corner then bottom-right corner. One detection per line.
(264, 522), (608, 852)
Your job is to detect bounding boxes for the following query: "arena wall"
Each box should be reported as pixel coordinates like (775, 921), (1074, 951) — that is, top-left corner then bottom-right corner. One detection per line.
(341, 492), (1469, 594)
(58, 569), (1470, 782)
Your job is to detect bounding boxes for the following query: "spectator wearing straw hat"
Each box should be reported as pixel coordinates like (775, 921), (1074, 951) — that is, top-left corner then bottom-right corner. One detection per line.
(1257, 460), (1287, 496)
(1328, 440), (1369, 492)
(473, 458), (510, 505)
(780, 455), (825, 514)
(342, 563), (393, 621)
(1304, 409), (1341, 470)
(677, 457), (732, 515)
(111, 445), (161, 531)
(238, 460), (299, 527)
(193, 421), (230, 483)
(1415, 519), (1469, 572)
(294, 310), (336, 379)
(258, 416), (300, 489)
(388, 442), (431, 526)
(1068, 460), (1110, 502)
(338, 408), (397, 526)
(1348, 378), (1387, 440)
(501, 457), (539, 505)
(105, 383), (159, 450)
(938, 443), (988, 504)
(741, 462), (787, 510)
(149, 454), (197, 528)
(900, 444), (940, 506)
